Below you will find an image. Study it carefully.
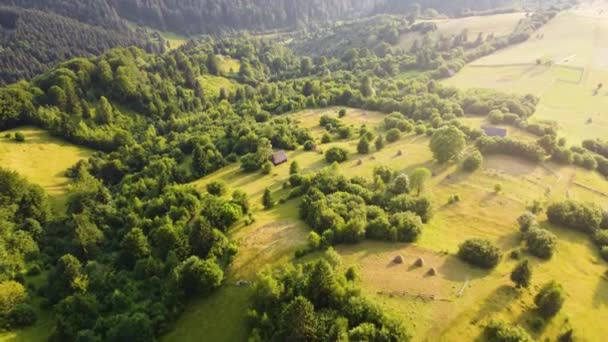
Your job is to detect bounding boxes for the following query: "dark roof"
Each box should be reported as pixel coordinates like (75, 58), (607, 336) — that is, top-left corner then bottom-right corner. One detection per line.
(271, 150), (288, 165)
(482, 126), (508, 138)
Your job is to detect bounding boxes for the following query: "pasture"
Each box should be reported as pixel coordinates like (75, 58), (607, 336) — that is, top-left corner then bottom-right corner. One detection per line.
(198, 74), (238, 98)
(0, 127), (93, 209)
(444, 6), (608, 143)
(399, 12), (525, 50)
(169, 107), (608, 341)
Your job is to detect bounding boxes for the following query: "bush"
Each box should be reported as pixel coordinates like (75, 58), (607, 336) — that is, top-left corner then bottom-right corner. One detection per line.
(593, 229), (608, 247)
(484, 320), (532, 342)
(517, 212), (537, 233)
(462, 151), (483, 172)
(525, 228), (557, 259)
(325, 147), (349, 164)
(303, 140), (315, 151)
(385, 128), (401, 143)
(206, 181), (227, 196)
(357, 137), (370, 154)
(8, 303), (37, 327)
(261, 161), (273, 175)
(546, 200), (602, 233)
(415, 125), (426, 135)
(321, 132), (332, 144)
(339, 108), (347, 118)
(390, 212), (423, 242)
(458, 239), (502, 269)
(534, 281), (564, 319)
(510, 259), (532, 288)
(14, 132), (25, 142)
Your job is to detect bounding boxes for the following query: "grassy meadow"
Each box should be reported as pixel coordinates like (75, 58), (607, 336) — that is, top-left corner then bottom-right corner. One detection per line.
(164, 106), (608, 341)
(198, 74), (239, 98)
(444, 4), (608, 143)
(399, 12), (525, 50)
(0, 127), (93, 210)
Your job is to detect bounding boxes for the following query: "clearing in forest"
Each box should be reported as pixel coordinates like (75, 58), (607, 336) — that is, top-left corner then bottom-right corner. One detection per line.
(0, 127), (92, 208)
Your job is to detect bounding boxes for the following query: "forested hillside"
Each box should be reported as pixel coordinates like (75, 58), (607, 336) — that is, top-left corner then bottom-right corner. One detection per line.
(0, 6), (164, 85)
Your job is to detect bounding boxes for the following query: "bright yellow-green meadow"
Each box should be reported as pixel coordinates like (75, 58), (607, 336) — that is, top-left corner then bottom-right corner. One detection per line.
(0, 127), (93, 209)
(444, 4), (608, 143)
(165, 106), (608, 342)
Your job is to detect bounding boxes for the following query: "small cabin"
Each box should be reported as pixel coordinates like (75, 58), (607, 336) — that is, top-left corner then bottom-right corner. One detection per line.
(482, 126), (507, 138)
(271, 150), (288, 166)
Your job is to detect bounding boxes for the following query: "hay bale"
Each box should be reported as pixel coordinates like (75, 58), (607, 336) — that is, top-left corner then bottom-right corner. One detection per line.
(427, 268), (437, 276)
(393, 255), (404, 264)
(414, 257), (424, 267)
(370, 156), (376, 161)
(396, 150), (403, 156)
(357, 159), (363, 166)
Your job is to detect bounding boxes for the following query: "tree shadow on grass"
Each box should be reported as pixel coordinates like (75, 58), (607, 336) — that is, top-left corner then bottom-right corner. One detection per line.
(515, 307), (550, 340)
(436, 254), (492, 282)
(470, 285), (521, 326)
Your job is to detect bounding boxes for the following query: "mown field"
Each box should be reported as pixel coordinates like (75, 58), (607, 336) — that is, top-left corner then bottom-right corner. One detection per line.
(0, 127), (93, 210)
(444, 4), (608, 143)
(165, 106), (608, 342)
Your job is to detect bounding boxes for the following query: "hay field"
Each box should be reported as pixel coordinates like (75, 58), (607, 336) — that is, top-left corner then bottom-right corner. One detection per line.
(444, 5), (608, 142)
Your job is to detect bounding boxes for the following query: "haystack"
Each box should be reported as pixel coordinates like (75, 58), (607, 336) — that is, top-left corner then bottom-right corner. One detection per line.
(427, 268), (437, 276)
(370, 156), (376, 161)
(414, 257), (424, 267)
(393, 255), (404, 264)
(357, 159), (363, 166)
(396, 150), (403, 156)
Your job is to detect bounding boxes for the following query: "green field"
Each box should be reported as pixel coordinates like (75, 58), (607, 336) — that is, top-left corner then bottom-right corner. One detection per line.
(400, 12), (525, 50)
(199, 74), (238, 98)
(0, 127), (93, 209)
(217, 55), (241, 74)
(444, 7), (608, 143)
(164, 106), (608, 342)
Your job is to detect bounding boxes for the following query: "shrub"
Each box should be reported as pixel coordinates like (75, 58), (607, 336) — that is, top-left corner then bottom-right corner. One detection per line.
(546, 200), (602, 233)
(339, 109), (347, 118)
(8, 303), (37, 327)
(357, 137), (370, 154)
(458, 239), (502, 269)
(462, 151), (483, 172)
(390, 212), (423, 242)
(206, 181), (227, 196)
(415, 125), (426, 135)
(261, 161), (273, 175)
(510, 259), (532, 288)
(525, 228), (557, 259)
(375, 135), (385, 151)
(484, 320), (532, 342)
(517, 212), (537, 233)
(534, 281), (565, 319)
(593, 229), (608, 247)
(325, 147), (349, 164)
(321, 132), (332, 144)
(385, 128), (401, 143)
(494, 184), (502, 193)
(303, 140), (315, 151)
(14, 132), (25, 142)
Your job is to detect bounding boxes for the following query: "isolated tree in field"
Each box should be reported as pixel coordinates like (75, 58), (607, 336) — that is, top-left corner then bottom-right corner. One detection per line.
(458, 239), (502, 269)
(535, 281), (565, 319)
(410, 167), (431, 196)
(385, 128), (401, 143)
(206, 181), (227, 196)
(95, 96), (113, 125)
(463, 151), (483, 172)
(263, 188), (274, 209)
(14, 132), (25, 142)
(290, 161), (300, 175)
(510, 259), (532, 288)
(375, 135), (385, 151)
(430, 126), (465, 163)
(357, 136), (370, 154)
(517, 211), (537, 232)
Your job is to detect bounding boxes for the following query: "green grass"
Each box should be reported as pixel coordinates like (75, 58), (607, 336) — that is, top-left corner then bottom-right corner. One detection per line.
(443, 9), (608, 143)
(0, 127), (93, 210)
(217, 55), (241, 74)
(198, 75), (238, 98)
(161, 31), (188, 50)
(171, 107), (608, 341)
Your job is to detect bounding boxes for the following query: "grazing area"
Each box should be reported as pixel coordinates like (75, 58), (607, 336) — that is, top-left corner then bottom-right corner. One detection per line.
(444, 4), (608, 142)
(1, 1), (607, 341)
